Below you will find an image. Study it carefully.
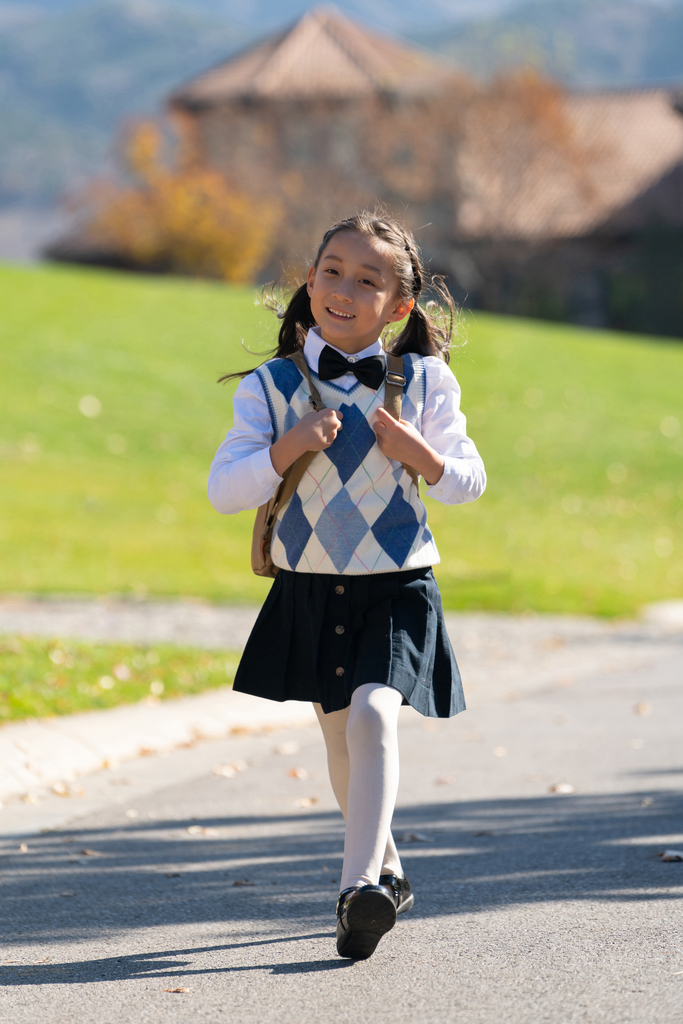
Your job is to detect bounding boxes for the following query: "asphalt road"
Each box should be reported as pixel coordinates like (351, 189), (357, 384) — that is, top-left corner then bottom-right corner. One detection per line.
(1, 633), (682, 1024)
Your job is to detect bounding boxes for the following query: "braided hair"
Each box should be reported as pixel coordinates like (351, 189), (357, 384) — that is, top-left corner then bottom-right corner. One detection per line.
(220, 211), (458, 382)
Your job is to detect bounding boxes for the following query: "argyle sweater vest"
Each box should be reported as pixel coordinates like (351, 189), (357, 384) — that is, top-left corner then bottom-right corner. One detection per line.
(255, 353), (440, 575)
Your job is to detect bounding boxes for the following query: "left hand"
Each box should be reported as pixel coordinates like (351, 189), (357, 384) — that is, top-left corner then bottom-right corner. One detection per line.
(373, 407), (445, 486)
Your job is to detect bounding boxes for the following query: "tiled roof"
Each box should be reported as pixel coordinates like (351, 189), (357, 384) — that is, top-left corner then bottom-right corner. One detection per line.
(456, 88), (683, 241)
(170, 4), (458, 106)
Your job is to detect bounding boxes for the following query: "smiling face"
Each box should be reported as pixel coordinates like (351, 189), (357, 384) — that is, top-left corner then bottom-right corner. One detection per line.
(306, 230), (414, 354)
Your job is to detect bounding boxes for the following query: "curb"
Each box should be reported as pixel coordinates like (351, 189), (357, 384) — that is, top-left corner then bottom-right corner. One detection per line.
(1, 599), (681, 809)
(0, 688), (317, 806)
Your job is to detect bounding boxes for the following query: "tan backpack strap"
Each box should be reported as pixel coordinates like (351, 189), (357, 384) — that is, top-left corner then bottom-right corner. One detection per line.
(384, 352), (420, 492)
(384, 352), (406, 421)
(287, 349), (326, 412)
(273, 449), (317, 516)
(266, 351), (326, 523)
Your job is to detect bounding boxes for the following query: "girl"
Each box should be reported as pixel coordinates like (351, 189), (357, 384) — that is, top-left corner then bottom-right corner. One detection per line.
(208, 212), (486, 960)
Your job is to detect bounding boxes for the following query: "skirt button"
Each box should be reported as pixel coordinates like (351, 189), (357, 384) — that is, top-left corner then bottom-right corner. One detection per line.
(335, 666), (345, 676)
(335, 585), (345, 595)
(335, 624), (345, 635)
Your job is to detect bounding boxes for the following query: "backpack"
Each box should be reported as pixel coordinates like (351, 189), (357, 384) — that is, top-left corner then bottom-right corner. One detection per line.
(251, 350), (418, 578)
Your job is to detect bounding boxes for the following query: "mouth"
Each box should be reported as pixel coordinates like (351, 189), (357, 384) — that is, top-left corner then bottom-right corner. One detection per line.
(326, 307), (355, 321)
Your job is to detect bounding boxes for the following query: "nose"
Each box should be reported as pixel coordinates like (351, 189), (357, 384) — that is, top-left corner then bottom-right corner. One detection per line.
(331, 279), (353, 303)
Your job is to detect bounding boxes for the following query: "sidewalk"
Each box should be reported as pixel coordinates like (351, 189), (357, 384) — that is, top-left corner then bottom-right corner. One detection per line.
(0, 689), (318, 806)
(1, 597), (681, 808)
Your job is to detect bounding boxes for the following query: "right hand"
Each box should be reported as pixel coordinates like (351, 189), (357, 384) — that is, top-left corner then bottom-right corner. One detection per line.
(293, 409), (343, 452)
(269, 409), (343, 476)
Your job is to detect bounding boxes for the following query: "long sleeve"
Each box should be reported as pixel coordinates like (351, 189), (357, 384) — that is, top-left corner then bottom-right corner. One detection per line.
(421, 358), (487, 505)
(207, 373), (283, 514)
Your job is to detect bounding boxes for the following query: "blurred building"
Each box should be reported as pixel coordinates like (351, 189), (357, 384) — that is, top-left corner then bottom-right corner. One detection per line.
(167, 6), (469, 279)
(168, 7), (683, 335)
(47, 5), (683, 336)
(453, 84), (683, 335)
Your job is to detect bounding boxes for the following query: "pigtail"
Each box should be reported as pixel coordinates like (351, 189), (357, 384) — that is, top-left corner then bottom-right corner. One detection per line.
(217, 282), (315, 384)
(388, 274), (457, 366)
(270, 282), (316, 354)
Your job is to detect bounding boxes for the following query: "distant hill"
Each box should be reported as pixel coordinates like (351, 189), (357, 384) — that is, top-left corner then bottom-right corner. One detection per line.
(0, 0), (248, 205)
(419, 0), (683, 86)
(11, 0), (524, 32)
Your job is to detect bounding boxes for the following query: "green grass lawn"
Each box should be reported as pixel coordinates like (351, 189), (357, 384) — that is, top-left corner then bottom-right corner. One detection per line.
(1, 261), (682, 617)
(0, 635), (240, 721)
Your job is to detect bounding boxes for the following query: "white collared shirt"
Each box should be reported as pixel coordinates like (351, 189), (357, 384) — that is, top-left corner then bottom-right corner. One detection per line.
(208, 327), (486, 512)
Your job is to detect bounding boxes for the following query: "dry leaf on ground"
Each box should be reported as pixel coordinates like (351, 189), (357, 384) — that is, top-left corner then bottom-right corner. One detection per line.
(213, 761), (248, 778)
(274, 741), (300, 755)
(164, 987), (190, 993)
(655, 850), (683, 862)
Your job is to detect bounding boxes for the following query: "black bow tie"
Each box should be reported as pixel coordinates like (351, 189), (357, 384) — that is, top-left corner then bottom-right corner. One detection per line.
(318, 345), (385, 391)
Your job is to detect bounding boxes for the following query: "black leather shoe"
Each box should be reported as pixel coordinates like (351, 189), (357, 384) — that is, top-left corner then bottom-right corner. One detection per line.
(336, 884), (397, 959)
(379, 873), (414, 915)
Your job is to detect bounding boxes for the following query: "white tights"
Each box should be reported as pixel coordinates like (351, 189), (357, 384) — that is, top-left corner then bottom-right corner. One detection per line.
(314, 683), (404, 891)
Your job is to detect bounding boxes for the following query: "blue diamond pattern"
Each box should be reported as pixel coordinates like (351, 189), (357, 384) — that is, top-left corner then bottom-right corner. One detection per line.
(371, 485), (420, 567)
(283, 404), (301, 434)
(270, 359), (304, 403)
(276, 491), (313, 569)
(314, 486), (370, 573)
(325, 403), (377, 485)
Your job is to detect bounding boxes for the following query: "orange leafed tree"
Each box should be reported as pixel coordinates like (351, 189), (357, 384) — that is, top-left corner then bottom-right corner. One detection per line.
(81, 121), (278, 282)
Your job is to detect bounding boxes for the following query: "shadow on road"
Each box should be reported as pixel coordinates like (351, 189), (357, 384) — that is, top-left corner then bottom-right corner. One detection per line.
(0, 937), (354, 986)
(1, 787), (681, 984)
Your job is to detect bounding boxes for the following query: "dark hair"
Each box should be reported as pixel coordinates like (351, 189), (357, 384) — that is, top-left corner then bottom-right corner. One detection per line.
(219, 211), (459, 383)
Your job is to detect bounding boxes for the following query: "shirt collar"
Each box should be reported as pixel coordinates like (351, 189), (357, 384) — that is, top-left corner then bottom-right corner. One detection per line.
(303, 326), (383, 373)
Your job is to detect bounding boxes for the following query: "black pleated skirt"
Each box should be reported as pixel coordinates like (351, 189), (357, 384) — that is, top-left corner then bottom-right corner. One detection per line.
(233, 566), (465, 718)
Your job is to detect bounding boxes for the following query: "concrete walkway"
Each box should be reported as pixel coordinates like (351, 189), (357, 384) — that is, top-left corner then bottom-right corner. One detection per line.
(1, 598), (682, 810)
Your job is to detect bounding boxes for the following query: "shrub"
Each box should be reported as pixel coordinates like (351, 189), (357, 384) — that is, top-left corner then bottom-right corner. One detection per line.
(78, 120), (278, 282)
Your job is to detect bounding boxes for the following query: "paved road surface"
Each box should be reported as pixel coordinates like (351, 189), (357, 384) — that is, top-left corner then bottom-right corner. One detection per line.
(1, 622), (682, 1023)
